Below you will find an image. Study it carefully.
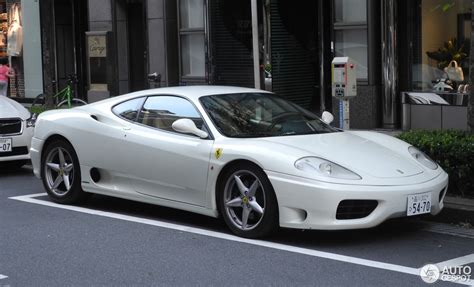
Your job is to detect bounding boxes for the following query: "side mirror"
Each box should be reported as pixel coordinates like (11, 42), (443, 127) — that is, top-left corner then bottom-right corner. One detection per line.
(172, 118), (209, 139)
(321, 111), (334, 125)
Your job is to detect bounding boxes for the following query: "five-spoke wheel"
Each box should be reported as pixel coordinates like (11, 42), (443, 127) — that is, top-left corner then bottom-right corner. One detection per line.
(218, 163), (278, 238)
(41, 140), (87, 204)
(44, 147), (74, 196)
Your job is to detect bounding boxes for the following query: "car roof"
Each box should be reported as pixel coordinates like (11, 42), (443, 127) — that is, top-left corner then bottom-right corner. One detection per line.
(133, 85), (271, 100)
(86, 86), (272, 109)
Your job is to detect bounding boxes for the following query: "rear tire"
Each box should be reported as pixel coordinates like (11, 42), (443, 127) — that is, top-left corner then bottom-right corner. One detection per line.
(41, 140), (88, 204)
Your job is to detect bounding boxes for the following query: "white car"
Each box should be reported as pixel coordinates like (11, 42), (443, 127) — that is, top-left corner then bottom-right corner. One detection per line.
(30, 86), (448, 238)
(0, 96), (35, 169)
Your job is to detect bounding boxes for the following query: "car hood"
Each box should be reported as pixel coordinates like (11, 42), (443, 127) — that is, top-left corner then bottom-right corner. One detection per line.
(260, 131), (424, 179)
(0, 96), (30, 120)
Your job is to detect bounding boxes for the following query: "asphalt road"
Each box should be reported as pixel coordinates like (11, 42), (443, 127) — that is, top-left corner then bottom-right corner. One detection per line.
(1, 167), (473, 286)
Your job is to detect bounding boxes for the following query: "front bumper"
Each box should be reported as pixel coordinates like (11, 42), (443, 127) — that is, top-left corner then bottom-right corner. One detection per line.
(266, 170), (449, 230)
(0, 124), (33, 162)
(30, 136), (45, 178)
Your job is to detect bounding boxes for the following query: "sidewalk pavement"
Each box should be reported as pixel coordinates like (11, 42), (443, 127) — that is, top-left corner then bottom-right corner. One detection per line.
(427, 196), (474, 229)
(444, 196), (474, 213)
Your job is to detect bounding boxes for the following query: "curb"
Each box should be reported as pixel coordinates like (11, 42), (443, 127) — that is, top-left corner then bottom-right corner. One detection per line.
(419, 220), (474, 239)
(428, 196), (474, 228)
(443, 195), (474, 212)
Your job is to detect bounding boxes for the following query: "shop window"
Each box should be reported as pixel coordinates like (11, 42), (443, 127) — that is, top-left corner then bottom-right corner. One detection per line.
(333, 0), (368, 80)
(179, 0), (206, 80)
(0, 1), (44, 98)
(411, 0), (471, 93)
(335, 0), (367, 23)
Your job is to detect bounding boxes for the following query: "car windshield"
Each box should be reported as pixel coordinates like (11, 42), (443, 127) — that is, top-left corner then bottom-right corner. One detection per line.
(200, 93), (338, 138)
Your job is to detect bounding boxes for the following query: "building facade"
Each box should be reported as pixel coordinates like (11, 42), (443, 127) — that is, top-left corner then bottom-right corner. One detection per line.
(8, 0), (473, 130)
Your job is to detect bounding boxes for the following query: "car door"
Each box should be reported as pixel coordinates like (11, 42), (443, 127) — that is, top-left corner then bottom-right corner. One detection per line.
(124, 95), (213, 207)
(77, 97), (147, 194)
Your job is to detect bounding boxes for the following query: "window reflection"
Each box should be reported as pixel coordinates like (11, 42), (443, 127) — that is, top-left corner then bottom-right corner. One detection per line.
(112, 98), (145, 121)
(138, 96), (204, 133)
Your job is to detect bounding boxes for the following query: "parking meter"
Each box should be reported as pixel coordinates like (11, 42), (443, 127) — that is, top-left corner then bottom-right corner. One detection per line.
(331, 57), (357, 129)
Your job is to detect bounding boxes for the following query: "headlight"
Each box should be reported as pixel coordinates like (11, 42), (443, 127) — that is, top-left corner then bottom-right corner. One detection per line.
(26, 113), (37, 128)
(295, 157), (361, 180)
(408, 146), (437, 170)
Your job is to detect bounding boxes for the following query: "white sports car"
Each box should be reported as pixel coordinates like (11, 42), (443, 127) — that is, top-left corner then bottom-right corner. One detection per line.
(30, 86), (448, 238)
(0, 96), (35, 169)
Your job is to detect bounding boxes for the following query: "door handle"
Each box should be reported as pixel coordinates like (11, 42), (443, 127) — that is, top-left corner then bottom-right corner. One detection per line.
(123, 127), (131, 131)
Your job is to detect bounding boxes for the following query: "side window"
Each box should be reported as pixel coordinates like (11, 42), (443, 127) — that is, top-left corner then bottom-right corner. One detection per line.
(112, 98), (145, 121)
(138, 96), (204, 133)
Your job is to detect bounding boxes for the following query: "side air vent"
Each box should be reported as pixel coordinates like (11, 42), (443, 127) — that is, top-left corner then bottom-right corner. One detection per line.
(336, 200), (378, 220)
(439, 187), (447, 203)
(90, 168), (101, 183)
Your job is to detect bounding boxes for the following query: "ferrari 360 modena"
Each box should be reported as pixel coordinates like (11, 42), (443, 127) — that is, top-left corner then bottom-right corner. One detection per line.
(30, 86), (448, 238)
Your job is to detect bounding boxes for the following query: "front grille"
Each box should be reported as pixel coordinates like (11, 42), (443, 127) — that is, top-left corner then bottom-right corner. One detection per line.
(0, 146), (28, 157)
(0, 118), (22, 135)
(336, 200), (378, 220)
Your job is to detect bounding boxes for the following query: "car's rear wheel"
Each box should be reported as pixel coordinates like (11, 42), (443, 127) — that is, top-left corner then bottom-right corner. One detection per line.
(218, 163), (278, 238)
(41, 140), (87, 204)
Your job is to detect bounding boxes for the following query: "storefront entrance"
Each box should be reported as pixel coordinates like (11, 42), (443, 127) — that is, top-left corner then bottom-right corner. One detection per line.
(127, 0), (147, 92)
(208, 0), (255, 88)
(40, 0), (88, 100)
(208, 0), (332, 113)
(270, 0), (320, 110)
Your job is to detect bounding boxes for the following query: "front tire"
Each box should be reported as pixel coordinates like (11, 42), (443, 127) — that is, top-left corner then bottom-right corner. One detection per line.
(41, 140), (87, 204)
(217, 163), (279, 238)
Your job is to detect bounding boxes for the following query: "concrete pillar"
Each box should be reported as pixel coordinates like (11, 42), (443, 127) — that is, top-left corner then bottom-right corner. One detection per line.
(147, 0), (179, 87)
(88, 0), (113, 31)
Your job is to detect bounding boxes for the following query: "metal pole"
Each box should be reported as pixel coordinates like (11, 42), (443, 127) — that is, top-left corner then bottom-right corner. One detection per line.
(381, 0), (398, 128)
(318, 0), (326, 113)
(251, 0), (261, 89)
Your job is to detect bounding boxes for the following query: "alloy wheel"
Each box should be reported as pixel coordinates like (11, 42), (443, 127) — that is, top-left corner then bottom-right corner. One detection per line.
(224, 170), (266, 231)
(44, 147), (75, 196)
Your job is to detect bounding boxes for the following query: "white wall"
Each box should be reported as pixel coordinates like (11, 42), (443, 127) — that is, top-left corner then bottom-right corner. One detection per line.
(21, 0), (43, 98)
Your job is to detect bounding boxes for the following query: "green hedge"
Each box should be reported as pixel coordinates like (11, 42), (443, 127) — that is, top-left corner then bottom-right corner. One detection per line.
(397, 130), (474, 198)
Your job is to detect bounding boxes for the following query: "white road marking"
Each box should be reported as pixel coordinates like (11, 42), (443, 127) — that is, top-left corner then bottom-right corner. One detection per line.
(9, 193), (473, 286)
(0, 274), (8, 280)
